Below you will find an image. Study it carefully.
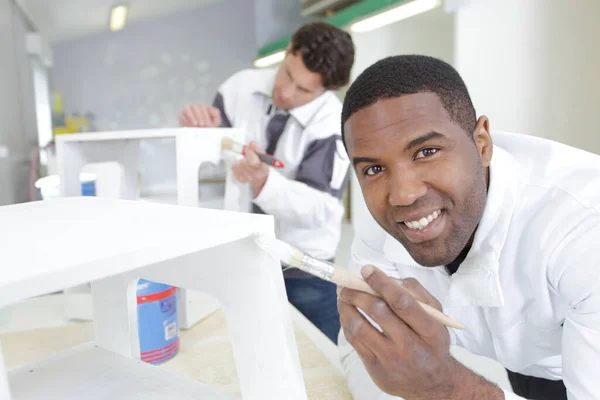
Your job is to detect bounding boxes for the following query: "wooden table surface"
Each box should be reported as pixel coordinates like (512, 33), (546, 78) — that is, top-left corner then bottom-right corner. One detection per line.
(0, 309), (353, 399)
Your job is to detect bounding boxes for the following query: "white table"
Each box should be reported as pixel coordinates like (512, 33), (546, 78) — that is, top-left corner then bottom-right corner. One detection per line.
(56, 128), (251, 329)
(0, 197), (307, 399)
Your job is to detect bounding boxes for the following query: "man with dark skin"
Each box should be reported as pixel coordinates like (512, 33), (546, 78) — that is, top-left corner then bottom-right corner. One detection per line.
(337, 55), (600, 400)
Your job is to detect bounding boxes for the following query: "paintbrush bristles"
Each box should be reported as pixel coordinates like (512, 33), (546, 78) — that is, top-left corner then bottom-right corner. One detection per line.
(254, 234), (304, 268)
(220, 137), (244, 153)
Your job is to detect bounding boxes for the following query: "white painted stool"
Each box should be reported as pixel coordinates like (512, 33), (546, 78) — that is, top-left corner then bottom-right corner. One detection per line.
(55, 128), (251, 329)
(0, 197), (307, 399)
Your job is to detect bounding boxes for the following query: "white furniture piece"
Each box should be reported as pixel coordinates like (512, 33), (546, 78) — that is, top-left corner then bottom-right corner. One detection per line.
(0, 197), (307, 400)
(56, 128), (251, 329)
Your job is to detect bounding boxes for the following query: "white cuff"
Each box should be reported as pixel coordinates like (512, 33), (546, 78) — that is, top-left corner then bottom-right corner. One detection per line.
(502, 389), (525, 399)
(253, 168), (285, 211)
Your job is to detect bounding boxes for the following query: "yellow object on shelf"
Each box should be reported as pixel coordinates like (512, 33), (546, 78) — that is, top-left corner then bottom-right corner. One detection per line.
(53, 116), (91, 135)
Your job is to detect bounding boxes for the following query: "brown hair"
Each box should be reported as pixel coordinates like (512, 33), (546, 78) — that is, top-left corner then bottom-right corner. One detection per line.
(290, 22), (355, 90)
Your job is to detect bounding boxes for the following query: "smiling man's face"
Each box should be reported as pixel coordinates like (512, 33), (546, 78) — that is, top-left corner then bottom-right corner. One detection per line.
(344, 92), (493, 266)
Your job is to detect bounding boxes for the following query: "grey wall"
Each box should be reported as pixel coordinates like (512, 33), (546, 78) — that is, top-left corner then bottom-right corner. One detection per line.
(50, 0), (257, 132)
(0, 0), (39, 205)
(49, 0), (257, 189)
(254, 0), (315, 49)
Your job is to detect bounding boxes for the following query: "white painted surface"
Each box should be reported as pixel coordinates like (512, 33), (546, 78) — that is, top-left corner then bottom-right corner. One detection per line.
(91, 275), (141, 360)
(454, 0), (600, 155)
(81, 162), (126, 198)
(56, 129), (182, 142)
(8, 343), (236, 400)
(0, 197), (308, 399)
(55, 128), (248, 328)
(0, 198), (267, 308)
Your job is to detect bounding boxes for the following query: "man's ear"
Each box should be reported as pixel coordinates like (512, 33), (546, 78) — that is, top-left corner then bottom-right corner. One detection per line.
(473, 116), (493, 168)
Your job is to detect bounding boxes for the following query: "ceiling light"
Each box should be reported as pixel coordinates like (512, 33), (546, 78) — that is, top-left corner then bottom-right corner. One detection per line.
(110, 5), (128, 32)
(253, 50), (286, 68)
(350, 0), (441, 33)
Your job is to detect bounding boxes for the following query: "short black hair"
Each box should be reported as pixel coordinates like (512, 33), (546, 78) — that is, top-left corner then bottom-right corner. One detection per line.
(290, 22), (355, 90)
(341, 55), (476, 144)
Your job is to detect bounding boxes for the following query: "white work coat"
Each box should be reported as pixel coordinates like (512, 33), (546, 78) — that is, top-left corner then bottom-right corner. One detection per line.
(339, 131), (600, 399)
(215, 68), (349, 262)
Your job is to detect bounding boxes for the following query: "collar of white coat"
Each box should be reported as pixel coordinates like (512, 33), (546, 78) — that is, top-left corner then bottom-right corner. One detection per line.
(253, 67), (333, 127)
(382, 144), (520, 308)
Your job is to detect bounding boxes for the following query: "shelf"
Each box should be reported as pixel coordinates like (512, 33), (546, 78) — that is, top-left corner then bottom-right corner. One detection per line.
(8, 343), (236, 399)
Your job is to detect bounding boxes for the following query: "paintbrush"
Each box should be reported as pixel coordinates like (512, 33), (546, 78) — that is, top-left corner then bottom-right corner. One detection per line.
(254, 234), (465, 330)
(221, 137), (285, 168)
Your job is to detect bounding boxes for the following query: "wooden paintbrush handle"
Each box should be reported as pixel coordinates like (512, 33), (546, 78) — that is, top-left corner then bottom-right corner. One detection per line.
(331, 265), (465, 330)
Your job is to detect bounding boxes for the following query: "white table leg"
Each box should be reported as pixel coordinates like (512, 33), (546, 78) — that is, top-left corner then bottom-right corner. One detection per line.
(91, 275), (141, 360)
(175, 129), (247, 208)
(0, 340), (12, 399)
(58, 139), (140, 321)
(140, 236), (308, 400)
(175, 129), (251, 330)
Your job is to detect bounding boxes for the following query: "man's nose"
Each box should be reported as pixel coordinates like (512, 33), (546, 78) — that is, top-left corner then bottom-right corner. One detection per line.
(388, 169), (428, 207)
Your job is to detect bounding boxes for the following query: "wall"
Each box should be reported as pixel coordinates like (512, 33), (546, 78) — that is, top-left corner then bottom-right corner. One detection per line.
(50, 0), (257, 189)
(0, 0), (39, 205)
(350, 6), (455, 80)
(50, 0), (256, 132)
(455, 0), (600, 154)
(254, 0), (316, 49)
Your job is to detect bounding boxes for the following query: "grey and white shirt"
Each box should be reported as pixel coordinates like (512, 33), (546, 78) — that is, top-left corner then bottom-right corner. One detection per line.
(213, 68), (350, 265)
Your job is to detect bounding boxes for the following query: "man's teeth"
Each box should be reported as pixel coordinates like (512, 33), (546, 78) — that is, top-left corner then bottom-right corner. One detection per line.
(404, 210), (441, 230)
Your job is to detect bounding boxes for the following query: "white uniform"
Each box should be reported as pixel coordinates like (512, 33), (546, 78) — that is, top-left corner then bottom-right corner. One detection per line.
(214, 68), (350, 263)
(339, 131), (600, 399)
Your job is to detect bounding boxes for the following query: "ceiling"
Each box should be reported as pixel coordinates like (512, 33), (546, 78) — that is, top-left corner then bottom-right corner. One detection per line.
(16, 0), (223, 43)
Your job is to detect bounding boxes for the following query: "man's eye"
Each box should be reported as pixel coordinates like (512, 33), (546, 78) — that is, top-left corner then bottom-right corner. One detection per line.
(364, 165), (385, 176)
(415, 148), (438, 159)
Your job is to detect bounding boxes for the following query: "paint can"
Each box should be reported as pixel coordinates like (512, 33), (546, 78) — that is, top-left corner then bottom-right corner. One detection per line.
(136, 279), (179, 364)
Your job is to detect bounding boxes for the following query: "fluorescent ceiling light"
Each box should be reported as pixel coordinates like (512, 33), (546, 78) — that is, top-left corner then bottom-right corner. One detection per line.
(253, 50), (285, 68)
(350, 0), (441, 33)
(110, 5), (128, 32)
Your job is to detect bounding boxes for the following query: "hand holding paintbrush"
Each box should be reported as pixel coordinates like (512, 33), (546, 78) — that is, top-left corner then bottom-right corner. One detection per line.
(254, 235), (465, 330)
(221, 137), (284, 168)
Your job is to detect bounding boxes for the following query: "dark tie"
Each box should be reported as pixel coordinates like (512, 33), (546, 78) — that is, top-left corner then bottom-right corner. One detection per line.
(265, 112), (290, 155)
(252, 111), (290, 215)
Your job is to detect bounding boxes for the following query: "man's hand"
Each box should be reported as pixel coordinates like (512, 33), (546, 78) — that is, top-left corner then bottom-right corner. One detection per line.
(338, 266), (504, 400)
(179, 104), (222, 127)
(231, 141), (269, 196)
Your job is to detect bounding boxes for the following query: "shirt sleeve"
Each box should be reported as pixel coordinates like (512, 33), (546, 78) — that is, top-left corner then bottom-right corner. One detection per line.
(253, 134), (350, 229)
(212, 92), (232, 127)
(547, 214), (600, 399)
(212, 70), (248, 128)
